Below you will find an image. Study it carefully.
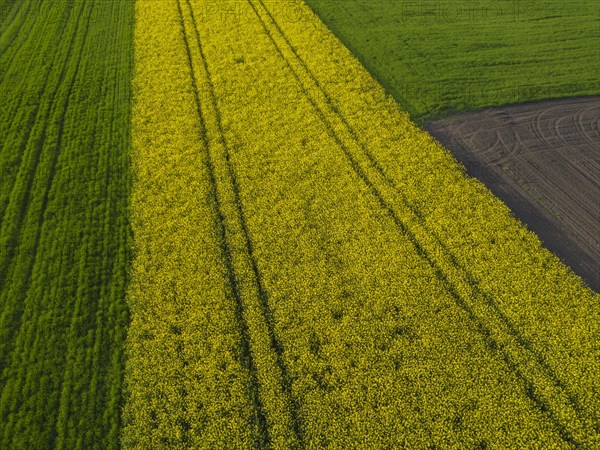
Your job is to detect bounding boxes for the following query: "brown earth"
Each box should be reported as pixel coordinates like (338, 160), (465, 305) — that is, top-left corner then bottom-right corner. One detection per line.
(424, 96), (599, 292)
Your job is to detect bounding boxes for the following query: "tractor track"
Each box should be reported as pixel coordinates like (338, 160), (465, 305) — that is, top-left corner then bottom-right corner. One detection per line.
(175, 0), (302, 447)
(245, 0), (597, 444)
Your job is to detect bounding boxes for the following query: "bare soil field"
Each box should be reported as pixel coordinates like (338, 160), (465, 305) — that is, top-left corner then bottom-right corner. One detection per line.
(424, 96), (600, 292)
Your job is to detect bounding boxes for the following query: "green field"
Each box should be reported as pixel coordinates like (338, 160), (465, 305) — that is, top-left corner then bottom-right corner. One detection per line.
(0, 0), (133, 447)
(304, 0), (600, 120)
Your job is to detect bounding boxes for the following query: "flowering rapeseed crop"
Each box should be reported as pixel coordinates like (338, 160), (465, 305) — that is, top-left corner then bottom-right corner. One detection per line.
(124, 0), (599, 448)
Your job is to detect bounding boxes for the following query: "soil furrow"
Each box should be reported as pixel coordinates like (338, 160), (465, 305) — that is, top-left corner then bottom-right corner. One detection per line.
(0, 0), (87, 368)
(184, 1), (304, 444)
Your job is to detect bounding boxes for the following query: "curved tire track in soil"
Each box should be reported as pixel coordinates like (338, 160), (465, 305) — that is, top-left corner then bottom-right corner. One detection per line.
(424, 96), (600, 293)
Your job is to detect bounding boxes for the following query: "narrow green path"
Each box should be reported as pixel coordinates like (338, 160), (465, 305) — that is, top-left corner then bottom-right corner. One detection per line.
(0, 1), (133, 448)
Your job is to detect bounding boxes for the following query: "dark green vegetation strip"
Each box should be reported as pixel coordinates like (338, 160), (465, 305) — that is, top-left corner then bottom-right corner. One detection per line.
(0, 0), (133, 448)
(303, 0), (600, 121)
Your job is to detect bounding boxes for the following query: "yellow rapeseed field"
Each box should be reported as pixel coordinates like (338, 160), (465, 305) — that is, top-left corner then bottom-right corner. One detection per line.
(123, 0), (599, 448)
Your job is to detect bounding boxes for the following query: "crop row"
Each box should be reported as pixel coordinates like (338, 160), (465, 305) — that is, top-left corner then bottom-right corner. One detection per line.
(0, 1), (133, 448)
(126, 0), (598, 448)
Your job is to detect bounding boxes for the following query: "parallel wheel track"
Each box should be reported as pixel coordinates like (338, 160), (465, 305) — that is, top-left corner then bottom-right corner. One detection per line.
(175, 0), (302, 447)
(245, 0), (597, 445)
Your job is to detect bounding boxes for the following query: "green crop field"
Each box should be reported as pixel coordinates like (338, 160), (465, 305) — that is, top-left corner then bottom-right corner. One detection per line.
(0, 0), (133, 447)
(304, 0), (600, 120)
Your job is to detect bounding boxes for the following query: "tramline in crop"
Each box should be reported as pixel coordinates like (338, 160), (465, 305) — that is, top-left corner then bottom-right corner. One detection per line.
(125, 0), (599, 448)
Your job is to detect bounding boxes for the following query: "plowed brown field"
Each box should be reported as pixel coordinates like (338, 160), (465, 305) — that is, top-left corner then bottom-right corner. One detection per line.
(425, 96), (600, 291)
